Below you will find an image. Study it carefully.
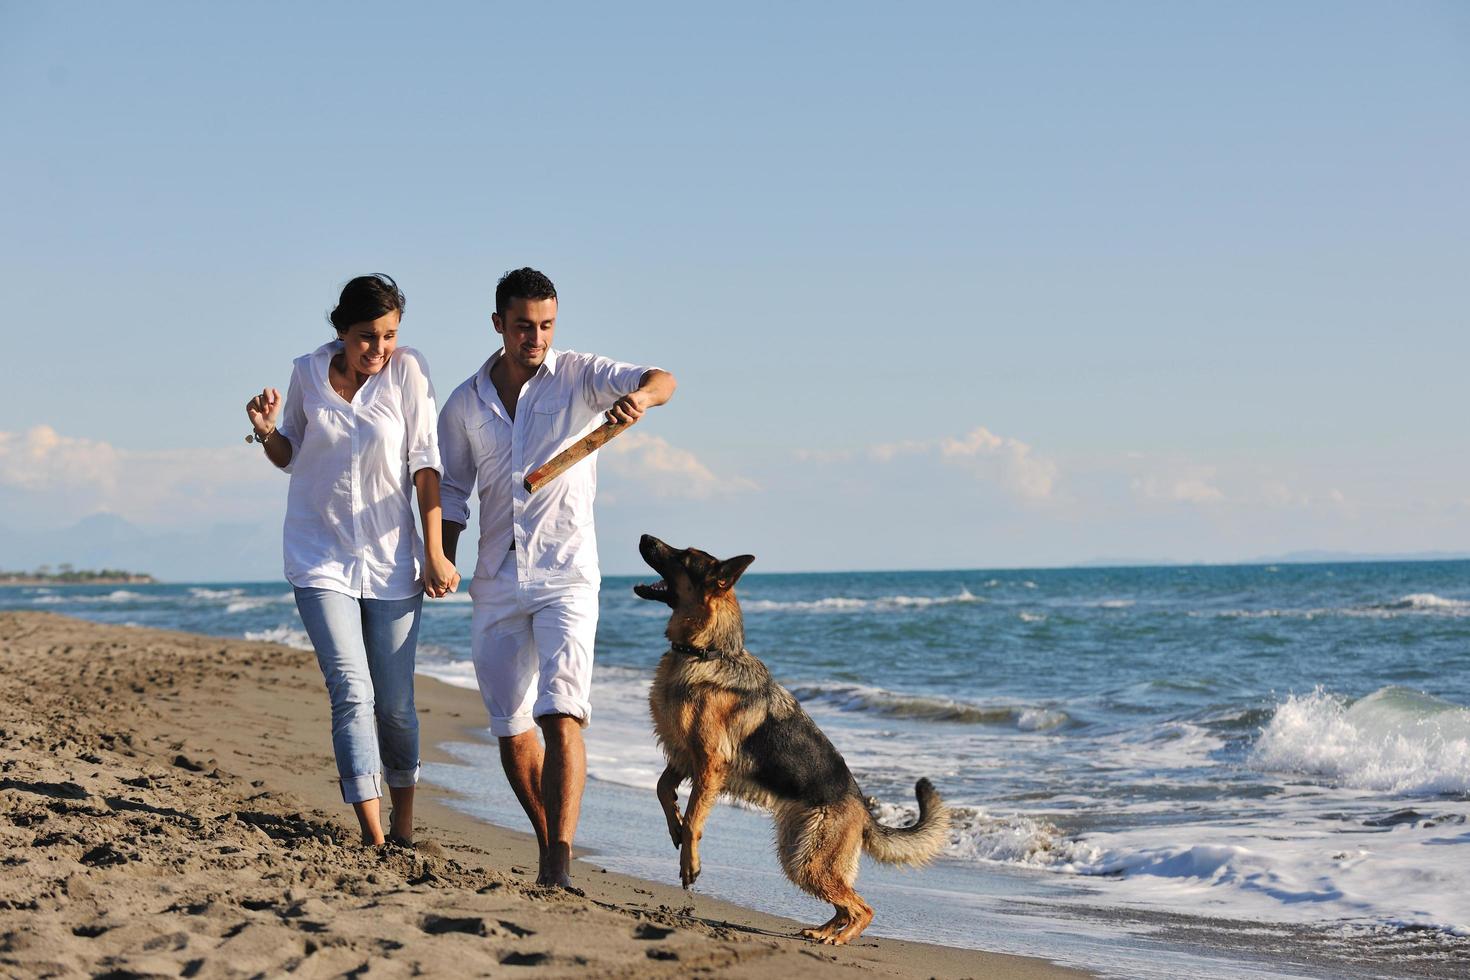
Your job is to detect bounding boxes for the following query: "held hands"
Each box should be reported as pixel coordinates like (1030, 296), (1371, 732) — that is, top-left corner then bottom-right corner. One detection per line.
(246, 387), (281, 436)
(423, 552), (461, 599)
(605, 390), (649, 426)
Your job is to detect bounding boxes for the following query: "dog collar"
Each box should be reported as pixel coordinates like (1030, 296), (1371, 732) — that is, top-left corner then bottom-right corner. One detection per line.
(670, 641), (714, 660)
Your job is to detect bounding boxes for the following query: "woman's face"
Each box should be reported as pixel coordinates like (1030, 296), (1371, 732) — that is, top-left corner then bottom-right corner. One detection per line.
(338, 310), (400, 376)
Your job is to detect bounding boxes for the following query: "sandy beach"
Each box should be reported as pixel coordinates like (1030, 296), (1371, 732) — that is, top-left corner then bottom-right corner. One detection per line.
(0, 610), (1084, 978)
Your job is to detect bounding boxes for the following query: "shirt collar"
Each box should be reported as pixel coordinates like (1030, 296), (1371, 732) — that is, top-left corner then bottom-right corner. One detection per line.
(475, 348), (559, 405)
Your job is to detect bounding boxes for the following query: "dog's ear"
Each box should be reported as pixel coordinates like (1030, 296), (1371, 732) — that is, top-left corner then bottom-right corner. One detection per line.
(715, 554), (755, 590)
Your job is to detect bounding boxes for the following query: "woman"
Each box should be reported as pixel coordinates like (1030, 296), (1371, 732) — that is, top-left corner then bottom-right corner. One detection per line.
(244, 273), (459, 846)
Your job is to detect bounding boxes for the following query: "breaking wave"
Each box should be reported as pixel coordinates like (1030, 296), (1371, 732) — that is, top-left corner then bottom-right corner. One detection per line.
(741, 588), (982, 614)
(791, 681), (1070, 729)
(1251, 686), (1470, 795)
(1377, 593), (1470, 612)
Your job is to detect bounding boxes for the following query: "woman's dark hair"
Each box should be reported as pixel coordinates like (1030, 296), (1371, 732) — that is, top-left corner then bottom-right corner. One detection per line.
(330, 274), (405, 333)
(495, 267), (557, 316)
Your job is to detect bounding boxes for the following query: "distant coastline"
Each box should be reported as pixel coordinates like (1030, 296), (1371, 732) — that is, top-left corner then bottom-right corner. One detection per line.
(0, 568), (156, 586)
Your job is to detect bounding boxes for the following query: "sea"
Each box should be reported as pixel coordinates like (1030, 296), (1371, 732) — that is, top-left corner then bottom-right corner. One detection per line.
(6, 560), (1470, 978)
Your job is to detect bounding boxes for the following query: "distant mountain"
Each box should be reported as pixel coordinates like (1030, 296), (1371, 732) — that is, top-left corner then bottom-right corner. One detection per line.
(1073, 556), (1183, 569)
(0, 513), (283, 583)
(1074, 550), (1470, 570)
(1248, 549), (1470, 565)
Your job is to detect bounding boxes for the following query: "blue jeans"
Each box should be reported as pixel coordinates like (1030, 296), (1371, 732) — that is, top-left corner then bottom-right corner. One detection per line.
(294, 587), (422, 804)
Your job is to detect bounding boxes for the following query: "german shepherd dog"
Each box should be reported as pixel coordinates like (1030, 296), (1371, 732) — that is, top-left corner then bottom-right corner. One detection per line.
(634, 534), (950, 945)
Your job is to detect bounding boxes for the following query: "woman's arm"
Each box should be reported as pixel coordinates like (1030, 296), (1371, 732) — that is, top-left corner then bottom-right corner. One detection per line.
(414, 467), (460, 598)
(245, 386), (294, 469)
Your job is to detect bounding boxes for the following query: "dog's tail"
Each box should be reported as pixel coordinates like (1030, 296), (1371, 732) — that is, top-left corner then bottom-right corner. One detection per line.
(861, 778), (949, 866)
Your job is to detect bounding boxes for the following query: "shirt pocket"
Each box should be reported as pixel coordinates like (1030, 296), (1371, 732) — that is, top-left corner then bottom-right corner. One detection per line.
(469, 415), (506, 456)
(531, 389), (577, 444)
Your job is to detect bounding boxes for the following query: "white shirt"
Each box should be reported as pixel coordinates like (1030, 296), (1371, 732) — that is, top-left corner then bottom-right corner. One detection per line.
(276, 341), (442, 599)
(438, 348), (652, 591)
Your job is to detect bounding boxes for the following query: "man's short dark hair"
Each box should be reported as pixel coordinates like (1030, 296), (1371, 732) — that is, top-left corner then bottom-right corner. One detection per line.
(495, 267), (557, 317)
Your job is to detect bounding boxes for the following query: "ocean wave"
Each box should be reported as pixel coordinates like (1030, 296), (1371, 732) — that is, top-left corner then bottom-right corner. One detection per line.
(1378, 593), (1470, 612)
(740, 588), (982, 614)
(1251, 686), (1470, 795)
(242, 626), (313, 651)
(226, 598), (273, 613)
(1203, 593), (1470, 621)
(189, 587), (244, 599)
(791, 682), (1070, 729)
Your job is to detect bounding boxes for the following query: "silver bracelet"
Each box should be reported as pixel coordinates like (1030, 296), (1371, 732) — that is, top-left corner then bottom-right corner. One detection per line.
(247, 427), (275, 447)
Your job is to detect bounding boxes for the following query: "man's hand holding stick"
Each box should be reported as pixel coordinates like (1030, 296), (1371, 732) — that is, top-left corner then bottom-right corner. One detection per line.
(523, 389), (652, 494)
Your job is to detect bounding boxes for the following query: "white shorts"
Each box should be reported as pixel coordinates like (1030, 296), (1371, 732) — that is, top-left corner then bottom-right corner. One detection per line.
(470, 552), (599, 738)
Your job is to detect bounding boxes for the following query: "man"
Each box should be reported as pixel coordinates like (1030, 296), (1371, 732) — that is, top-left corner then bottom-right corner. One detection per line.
(439, 267), (676, 888)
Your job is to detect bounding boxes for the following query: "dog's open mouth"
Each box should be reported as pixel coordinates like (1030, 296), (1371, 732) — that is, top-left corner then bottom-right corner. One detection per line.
(633, 579), (674, 605)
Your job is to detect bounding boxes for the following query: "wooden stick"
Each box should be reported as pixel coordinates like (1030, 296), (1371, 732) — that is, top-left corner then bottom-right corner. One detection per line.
(523, 420), (630, 493)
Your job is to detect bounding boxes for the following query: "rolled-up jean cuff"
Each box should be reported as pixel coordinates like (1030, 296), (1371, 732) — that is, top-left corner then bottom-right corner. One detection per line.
(384, 763), (420, 789)
(489, 714), (537, 738)
(339, 772), (382, 804)
(534, 694), (591, 728)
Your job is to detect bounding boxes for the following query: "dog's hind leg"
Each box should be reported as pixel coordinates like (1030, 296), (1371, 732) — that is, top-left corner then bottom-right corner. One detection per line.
(782, 800), (874, 945)
(656, 764), (686, 850)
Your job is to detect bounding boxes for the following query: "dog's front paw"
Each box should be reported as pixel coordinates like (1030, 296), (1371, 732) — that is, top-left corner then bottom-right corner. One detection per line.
(665, 813), (684, 850)
(679, 843), (701, 888)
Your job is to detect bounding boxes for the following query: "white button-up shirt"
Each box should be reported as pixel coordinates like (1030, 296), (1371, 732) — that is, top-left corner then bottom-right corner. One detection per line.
(276, 341), (442, 599)
(439, 348), (652, 591)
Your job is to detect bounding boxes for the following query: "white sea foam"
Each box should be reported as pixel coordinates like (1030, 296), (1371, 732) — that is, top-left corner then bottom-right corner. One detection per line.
(872, 800), (1100, 865)
(872, 790), (1470, 935)
(242, 625), (313, 651)
(416, 658), (479, 690)
(1018, 611), (1046, 622)
(1055, 808), (1470, 936)
(425, 591), (474, 604)
(1251, 686), (1470, 795)
(740, 588), (981, 614)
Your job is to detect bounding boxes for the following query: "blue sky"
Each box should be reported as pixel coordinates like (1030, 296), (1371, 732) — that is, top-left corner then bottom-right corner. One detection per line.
(1, 2), (1467, 578)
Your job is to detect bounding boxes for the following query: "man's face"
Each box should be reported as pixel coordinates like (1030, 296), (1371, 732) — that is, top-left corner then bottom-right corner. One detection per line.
(493, 297), (557, 372)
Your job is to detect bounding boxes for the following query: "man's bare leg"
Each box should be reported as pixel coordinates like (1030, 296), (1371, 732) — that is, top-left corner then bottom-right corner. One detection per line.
(537, 713), (586, 888)
(498, 730), (550, 875)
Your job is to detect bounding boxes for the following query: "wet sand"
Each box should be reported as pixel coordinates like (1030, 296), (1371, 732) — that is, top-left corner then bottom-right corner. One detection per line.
(0, 610), (1085, 978)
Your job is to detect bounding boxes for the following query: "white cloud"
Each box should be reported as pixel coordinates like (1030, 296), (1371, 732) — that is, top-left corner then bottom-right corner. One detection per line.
(0, 426), (280, 526)
(601, 432), (758, 499)
(798, 425), (1057, 501)
(938, 426), (1057, 500)
(1131, 472), (1226, 504)
(867, 439), (931, 463)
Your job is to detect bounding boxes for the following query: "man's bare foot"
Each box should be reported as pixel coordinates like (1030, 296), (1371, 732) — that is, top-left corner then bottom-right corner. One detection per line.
(537, 844), (573, 888)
